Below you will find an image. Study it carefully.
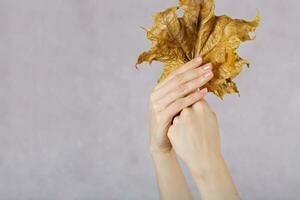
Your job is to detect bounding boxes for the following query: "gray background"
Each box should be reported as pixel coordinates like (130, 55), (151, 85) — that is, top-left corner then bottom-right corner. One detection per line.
(0, 0), (299, 199)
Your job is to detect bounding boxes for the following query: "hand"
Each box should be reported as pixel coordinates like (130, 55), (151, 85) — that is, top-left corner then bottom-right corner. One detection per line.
(149, 56), (213, 154)
(167, 100), (221, 175)
(167, 100), (241, 199)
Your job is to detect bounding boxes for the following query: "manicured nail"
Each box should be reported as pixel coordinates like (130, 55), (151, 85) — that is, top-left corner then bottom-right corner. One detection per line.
(204, 71), (212, 78)
(200, 88), (208, 94)
(203, 63), (212, 71)
(195, 56), (202, 62)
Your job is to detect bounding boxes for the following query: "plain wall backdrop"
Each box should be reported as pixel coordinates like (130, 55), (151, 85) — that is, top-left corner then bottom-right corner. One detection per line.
(0, 0), (299, 199)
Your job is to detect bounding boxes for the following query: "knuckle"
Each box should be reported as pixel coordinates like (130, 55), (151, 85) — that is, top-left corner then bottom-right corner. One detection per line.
(197, 76), (206, 85)
(176, 84), (188, 95)
(187, 92), (199, 102)
(175, 98), (185, 110)
(193, 101), (206, 112)
(174, 73), (184, 84)
(181, 108), (193, 121)
(181, 108), (190, 116)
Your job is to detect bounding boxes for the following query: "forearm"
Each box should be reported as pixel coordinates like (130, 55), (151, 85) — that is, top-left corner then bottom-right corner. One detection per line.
(191, 155), (240, 200)
(151, 149), (193, 200)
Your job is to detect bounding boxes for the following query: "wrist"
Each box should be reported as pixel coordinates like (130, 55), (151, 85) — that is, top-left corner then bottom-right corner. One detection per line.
(190, 154), (240, 200)
(150, 146), (175, 163)
(149, 143), (172, 156)
(189, 152), (225, 181)
(150, 146), (172, 158)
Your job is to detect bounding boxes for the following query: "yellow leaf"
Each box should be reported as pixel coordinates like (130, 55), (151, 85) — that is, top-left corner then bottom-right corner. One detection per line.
(136, 0), (260, 99)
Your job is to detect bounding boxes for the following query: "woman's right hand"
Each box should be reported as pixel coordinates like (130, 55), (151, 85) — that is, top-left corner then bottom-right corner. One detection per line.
(167, 101), (240, 200)
(149, 56), (214, 154)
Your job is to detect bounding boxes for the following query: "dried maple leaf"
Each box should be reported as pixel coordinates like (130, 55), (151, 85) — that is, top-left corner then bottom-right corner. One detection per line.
(136, 0), (260, 99)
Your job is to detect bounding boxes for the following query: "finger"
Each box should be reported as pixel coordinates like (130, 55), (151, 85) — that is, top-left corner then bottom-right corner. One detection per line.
(161, 88), (208, 121)
(154, 68), (213, 112)
(152, 63), (212, 102)
(192, 99), (213, 112)
(173, 116), (179, 124)
(154, 56), (203, 91)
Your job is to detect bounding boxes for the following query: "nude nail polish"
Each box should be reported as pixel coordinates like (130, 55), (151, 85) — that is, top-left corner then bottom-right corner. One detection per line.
(200, 88), (208, 94)
(203, 64), (212, 71)
(204, 71), (212, 77)
(195, 56), (202, 62)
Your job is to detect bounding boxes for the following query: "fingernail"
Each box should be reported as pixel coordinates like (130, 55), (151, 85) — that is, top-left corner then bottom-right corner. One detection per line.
(204, 71), (212, 78)
(200, 88), (208, 94)
(203, 64), (212, 71)
(195, 56), (202, 62)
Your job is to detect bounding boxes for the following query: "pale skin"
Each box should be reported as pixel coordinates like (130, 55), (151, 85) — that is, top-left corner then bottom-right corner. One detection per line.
(149, 56), (240, 200)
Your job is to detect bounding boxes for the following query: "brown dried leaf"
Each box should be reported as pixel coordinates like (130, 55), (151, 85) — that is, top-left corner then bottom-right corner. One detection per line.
(136, 0), (260, 99)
